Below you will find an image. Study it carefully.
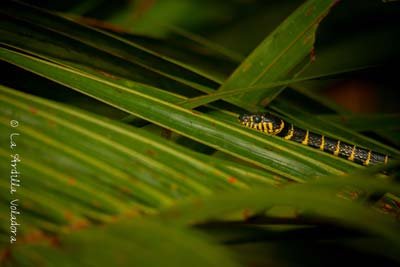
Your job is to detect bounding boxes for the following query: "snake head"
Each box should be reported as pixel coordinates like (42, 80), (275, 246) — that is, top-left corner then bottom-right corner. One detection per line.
(238, 113), (250, 123)
(239, 113), (285, 135)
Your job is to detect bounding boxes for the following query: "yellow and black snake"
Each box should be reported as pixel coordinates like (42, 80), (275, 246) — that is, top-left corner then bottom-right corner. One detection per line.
(239, 113), (389, 166)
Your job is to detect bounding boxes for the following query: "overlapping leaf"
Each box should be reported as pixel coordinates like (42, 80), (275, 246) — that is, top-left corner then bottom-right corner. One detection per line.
(1, 83), (266, 238)
(217, 0), (337, 107)
(0, 47), (358, 182)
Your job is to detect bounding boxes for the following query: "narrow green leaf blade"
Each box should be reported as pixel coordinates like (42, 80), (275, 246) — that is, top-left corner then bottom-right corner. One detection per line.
(0, 47), (350, 182)
(8, 219), (240, 267)
(217, 0), (337, 107)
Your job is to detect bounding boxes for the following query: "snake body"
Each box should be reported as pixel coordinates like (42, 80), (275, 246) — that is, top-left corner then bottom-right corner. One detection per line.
(239, 113), (389, 166)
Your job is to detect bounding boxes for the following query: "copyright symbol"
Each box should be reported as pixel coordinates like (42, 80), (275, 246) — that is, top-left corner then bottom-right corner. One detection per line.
(10, 120), (19, 128)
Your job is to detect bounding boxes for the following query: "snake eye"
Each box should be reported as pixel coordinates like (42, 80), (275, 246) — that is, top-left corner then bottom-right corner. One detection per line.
(253, 115), (262, 123)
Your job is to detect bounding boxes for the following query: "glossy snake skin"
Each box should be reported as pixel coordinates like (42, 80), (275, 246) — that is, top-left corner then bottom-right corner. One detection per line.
(239, 113), (389, 166)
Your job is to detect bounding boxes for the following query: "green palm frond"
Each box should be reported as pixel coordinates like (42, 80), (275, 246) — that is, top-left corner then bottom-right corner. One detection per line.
(1, 0), (400, 266)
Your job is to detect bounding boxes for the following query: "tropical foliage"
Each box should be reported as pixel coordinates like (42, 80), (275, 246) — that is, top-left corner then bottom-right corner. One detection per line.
(1, 0), (400, 266)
